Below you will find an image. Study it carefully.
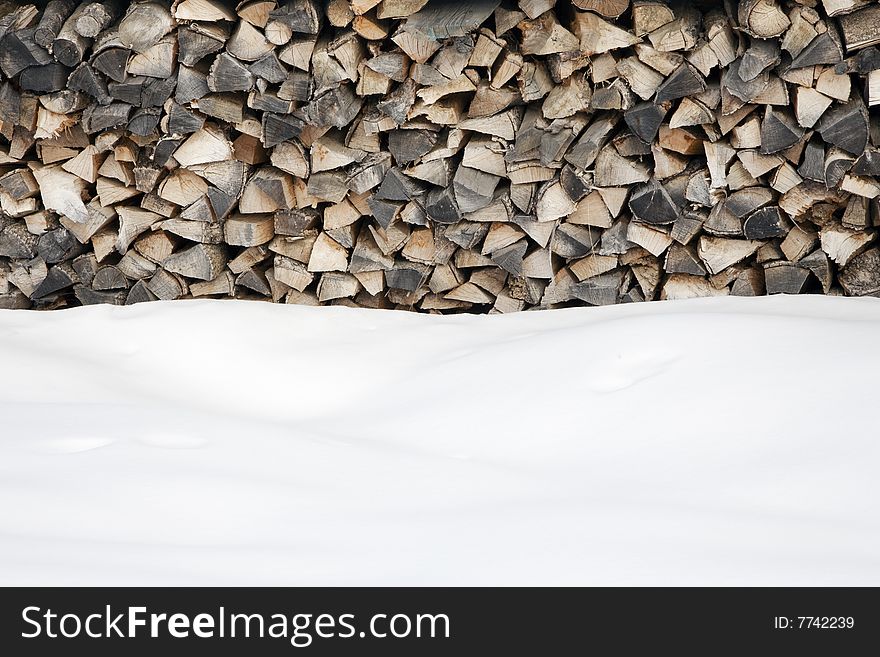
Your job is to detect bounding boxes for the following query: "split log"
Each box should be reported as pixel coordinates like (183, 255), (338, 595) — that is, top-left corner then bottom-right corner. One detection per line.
(163, 243), (227, 281)
(738, 0), (789, 39)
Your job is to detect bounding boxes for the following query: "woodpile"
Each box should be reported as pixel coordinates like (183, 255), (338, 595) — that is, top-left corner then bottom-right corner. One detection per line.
(3, 0), (880, 312)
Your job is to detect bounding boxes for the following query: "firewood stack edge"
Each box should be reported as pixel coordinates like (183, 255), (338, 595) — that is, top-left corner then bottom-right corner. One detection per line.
(3, 0), (880, 312)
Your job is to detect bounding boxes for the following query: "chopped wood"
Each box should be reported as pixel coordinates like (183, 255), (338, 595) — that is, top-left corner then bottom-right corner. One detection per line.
(820, 224), (875, 266)
(838, 5), (880, 51)
(739, 0), (789, 39)
(764, 261), (810, 295)
(698, 237), (763, 275)
(839, 248), (880, 296)
(0, 0), (873, 310)
(817, 98), (869, 155)
(761, 107), (805, 155)
(794, 87), (833, 128)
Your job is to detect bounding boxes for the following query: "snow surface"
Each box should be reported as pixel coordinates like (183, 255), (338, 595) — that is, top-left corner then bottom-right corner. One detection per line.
(0, 295), (878, 586)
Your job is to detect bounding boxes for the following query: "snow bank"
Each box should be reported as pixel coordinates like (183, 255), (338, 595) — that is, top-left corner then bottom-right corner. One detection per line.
(1, 296), (878, 585)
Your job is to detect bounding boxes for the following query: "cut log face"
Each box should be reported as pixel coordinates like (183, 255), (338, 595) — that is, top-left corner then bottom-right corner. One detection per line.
(739, 0), (789, 39)
(817, 99), (869, 156)
(764, 261), (811, 295)
(0, 0), (876, 311)
(629, 180), (680, 225)
(761, 107), (805, 155)
(624, 101), (668, 144)
(654, 63), (706, 103)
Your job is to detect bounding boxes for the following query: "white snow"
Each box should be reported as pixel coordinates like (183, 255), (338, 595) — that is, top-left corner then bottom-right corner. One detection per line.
(1, 295), (878, 585)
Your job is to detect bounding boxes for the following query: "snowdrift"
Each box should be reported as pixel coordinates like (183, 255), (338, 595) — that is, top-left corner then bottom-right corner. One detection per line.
(1, 295), (878, 585)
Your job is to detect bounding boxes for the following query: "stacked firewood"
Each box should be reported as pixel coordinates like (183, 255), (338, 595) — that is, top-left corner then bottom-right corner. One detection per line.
(2, 0), (880, 312)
